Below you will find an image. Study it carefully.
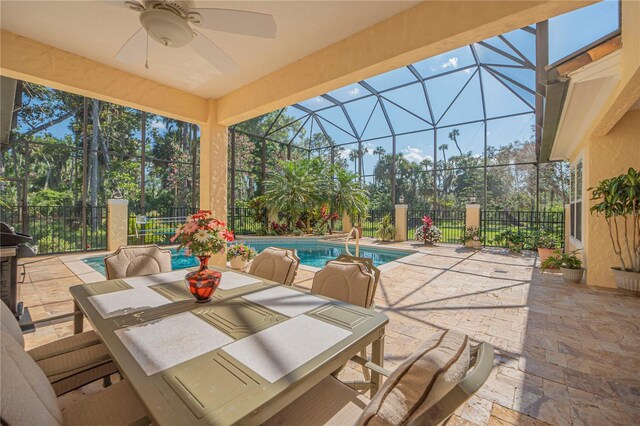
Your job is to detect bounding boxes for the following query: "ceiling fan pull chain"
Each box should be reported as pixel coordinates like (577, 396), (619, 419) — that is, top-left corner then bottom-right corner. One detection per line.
(145, 31), (149, 69)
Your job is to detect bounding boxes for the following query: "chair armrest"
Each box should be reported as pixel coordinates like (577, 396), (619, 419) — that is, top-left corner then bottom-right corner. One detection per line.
(19, 311), (82, 327)
(350, 354), (392, 377)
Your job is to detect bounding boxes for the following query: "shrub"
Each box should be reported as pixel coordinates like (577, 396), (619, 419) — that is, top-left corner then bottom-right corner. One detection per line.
(376, 214), (395, 241)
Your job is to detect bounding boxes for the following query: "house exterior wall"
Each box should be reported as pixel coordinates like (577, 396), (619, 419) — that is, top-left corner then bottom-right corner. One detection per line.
(567, 110), (640, 288)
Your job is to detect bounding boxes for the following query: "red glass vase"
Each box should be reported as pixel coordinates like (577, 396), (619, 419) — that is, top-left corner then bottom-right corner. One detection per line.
(185, 256), (221, 303)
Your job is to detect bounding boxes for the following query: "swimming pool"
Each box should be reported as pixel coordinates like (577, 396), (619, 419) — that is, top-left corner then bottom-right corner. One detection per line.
(82, 239), (413, 274)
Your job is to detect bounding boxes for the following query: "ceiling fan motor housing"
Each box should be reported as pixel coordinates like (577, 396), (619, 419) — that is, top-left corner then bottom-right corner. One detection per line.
(139, 8), (193, 47)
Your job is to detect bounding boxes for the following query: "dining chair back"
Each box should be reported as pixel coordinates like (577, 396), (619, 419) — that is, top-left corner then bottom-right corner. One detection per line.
(248, 247), (300, 285)
(312, 261), (376, 308)
(104, 244), (172, 279)
(332, 255), (381, 307)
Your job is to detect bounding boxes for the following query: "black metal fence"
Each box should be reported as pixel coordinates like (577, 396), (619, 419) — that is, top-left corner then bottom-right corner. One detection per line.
(362, 209), (395, 238)
(228, 207), (266, 235)
(127, 207), (199, 245)
(0, 205), (107, 254)
(481, 210), (565, 249)
(407, 210), (466, 243)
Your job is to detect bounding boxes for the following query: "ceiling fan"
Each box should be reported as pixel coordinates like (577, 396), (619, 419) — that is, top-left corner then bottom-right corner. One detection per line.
(114, 0), (277, 73)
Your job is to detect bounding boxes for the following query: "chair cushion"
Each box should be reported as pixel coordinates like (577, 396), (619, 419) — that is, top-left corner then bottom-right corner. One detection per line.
(357, 330), (470, 426)
(312, 261), (375, 308)
(265, 376), (368, 426)
(62, 380), (149, 426)
(1, 330), (63, 425)
(1, 300), (25, 347)
(248, 247), (299, 285)
(104, 245), (172, 279)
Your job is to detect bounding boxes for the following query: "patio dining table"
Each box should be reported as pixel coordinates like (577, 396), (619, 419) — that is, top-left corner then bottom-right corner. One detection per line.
(69, 266), (388, 425)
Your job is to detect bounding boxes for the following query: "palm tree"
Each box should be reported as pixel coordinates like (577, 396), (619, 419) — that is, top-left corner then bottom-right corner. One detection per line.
(373, 145), (386, 161)
(348, 149), (358, 173)
(448, 128), (463, 156)
(439, 143), (448, 166)
(439, 143), (449, 196)
(331, 168), (369, 225)
(261, 160), (322, 227)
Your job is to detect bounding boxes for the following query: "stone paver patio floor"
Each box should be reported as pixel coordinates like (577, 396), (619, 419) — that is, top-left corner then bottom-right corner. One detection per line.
(19, 242), (640, 425)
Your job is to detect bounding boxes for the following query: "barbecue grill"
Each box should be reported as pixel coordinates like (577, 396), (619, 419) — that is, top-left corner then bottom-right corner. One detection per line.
(1, 222), (36, 327)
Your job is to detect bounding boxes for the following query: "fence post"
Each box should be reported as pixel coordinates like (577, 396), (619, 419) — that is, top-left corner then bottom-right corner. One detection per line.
(394, 204), (408, 242)
(107, 199), (128, 251)
(342, 212), (352, 233)
(564, 203), (570, 251)
(465, 204), (480, 230)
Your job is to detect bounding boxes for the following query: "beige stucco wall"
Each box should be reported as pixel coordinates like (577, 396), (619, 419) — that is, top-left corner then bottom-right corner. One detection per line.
(571, 110), (640, 288)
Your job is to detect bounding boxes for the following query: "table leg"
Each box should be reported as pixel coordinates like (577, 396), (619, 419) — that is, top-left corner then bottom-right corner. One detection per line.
(73, 301), (84, 334)
(370, 328), (385, 398)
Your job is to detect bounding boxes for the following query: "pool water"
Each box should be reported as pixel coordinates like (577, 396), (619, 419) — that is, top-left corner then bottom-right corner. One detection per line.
(82, 239), (413, 275)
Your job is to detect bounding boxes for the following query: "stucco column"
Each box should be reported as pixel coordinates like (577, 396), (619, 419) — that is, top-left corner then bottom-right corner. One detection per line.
(394, 204), (408, 242)
(342, 212), (352, 233)
(107, 199), (128, 251)
(199, 99), (228, 222)
(465, 204), (480, 229)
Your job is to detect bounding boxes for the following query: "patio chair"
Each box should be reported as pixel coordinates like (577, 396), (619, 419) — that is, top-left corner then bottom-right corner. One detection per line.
(331, 255), (382, 309)
(0, 330), (149, 426)
(1, 301), (118, 396)
(312, 260), (377, 380)
(104, 244), (172, 280)
(265, 330), (494, 426)
(248, 247), (300, 285)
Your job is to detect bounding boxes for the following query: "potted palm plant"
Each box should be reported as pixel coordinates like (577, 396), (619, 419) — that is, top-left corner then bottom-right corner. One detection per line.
(376, 214), (395, 242)
(541, 250), (585, 283)
(589, 168), (640, 293)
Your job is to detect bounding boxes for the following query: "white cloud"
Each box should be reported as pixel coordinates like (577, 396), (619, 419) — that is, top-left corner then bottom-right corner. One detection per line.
(340, 148), (352, 160)
(431, 56), (460, 71)
(403, 146), (433, 163)
(347, 86), (361, 97)
(312, 97), (324, 103)
(442, 56), (459, 69)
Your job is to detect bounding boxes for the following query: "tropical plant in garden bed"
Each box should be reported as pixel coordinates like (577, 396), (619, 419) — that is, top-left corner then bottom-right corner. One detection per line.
(589, 167), (640, 293)
(376, 214), (395, 242)
(227, 243), (257, 271)
(493, 229), (526, 252)
(461, 226), (482, 249)
(332, 168), (369, 233)
(541, 249), (584, 283)
(171, 210), (234, 302)
(531, 230), (560, 263)
(415, 215), (441, 245)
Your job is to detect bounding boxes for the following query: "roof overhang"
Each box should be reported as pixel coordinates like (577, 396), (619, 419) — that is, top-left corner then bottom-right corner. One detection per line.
(540, 35), (622, 162)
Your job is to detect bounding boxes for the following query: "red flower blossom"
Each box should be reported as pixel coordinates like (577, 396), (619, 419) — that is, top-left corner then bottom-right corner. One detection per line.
(422, 215), (433, 228)
(223, 229), (235, 242)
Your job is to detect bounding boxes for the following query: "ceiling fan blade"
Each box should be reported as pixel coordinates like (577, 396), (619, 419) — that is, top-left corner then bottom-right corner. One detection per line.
(115, 27), (147, 64)
(191, 31), (240, 74)
(188, 8), (276, 39)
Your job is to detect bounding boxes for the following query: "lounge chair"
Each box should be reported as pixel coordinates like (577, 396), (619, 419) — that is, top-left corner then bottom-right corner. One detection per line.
(265, 330), (494, 426)
(248, 247), (300, 285)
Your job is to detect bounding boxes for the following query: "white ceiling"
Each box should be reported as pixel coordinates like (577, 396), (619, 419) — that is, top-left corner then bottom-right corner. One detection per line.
(0, 1), (420, 98)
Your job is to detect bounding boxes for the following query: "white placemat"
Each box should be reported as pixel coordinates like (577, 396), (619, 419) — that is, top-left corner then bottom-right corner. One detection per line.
(123, 270), (187, 288)
(219, 271), (262, 290)
(222, 315), (351, 383)
(115, 312), (234, 376)
(241, 286), (328, 318)
(88, 288), (172, 318)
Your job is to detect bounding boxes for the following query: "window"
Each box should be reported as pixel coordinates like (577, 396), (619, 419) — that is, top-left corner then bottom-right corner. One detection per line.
(570, 160), (583, 242)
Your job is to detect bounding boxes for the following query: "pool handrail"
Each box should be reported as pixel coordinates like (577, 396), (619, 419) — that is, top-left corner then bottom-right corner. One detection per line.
(344, 227), (360, 257)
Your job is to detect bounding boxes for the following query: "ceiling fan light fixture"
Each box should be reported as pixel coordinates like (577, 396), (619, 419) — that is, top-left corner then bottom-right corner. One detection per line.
(139, 8), (193, 47)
